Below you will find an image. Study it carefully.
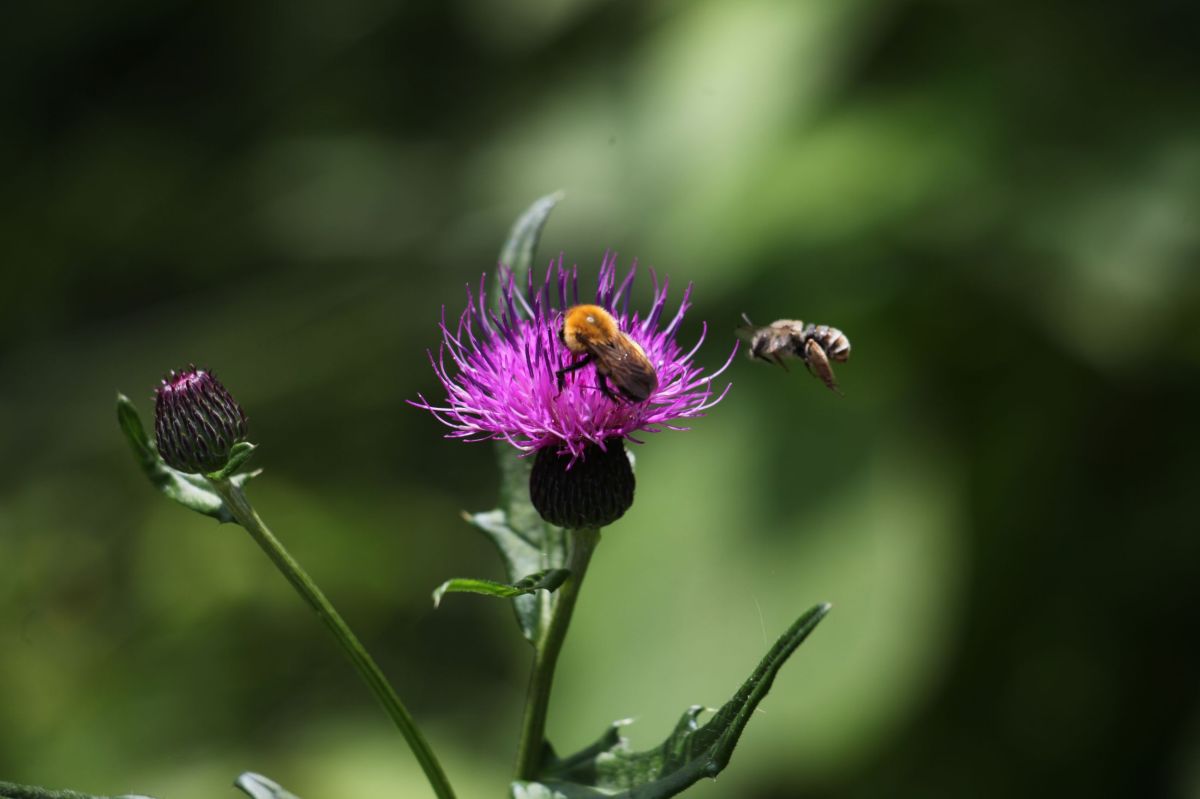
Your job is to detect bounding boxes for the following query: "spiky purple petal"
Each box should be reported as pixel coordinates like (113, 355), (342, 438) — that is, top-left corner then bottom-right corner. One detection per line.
(411, 253), (736, 462)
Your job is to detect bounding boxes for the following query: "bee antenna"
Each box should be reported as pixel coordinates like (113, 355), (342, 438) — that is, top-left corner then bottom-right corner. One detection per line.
(740, 312), (754, 326)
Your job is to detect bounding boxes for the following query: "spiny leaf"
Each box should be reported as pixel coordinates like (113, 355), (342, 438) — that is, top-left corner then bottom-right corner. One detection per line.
(433, 568), (571, 608)
(117, 393), (258, 523)
(512, 603), (831, 798)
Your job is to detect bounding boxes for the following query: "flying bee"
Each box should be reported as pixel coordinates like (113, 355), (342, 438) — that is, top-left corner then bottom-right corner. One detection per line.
(738, 314), (852, 393)
(557, 304), (658, 403)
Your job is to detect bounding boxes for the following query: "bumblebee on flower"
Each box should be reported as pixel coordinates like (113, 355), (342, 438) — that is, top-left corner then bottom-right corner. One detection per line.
(556, 303), (658, 403)
(411, 252), (735, 527)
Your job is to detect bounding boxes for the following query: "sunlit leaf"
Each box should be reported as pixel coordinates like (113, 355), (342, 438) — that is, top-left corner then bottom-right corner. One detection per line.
(117, 393), (259, 523)
(233, 773), (300, 799)
(432, 568), (570, 608)
(512, 603), (831, 798)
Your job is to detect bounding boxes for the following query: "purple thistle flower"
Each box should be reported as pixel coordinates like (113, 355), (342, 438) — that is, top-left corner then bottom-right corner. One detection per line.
(411, 252), (736, 465)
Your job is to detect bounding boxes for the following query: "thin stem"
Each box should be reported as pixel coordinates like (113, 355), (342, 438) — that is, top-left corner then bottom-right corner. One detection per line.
(514, 526), (601, 780)
(210, 479), (456, 799)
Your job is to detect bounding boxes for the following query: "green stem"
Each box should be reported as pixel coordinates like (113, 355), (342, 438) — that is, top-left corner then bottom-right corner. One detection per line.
(210, 480), (456, 799)
(514, 526), (601, 780)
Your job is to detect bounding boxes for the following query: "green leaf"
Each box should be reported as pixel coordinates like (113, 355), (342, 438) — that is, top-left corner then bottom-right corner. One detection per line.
(463, 504), (566, 644)
(464, 191), (570, 643)
(117, 393), (259, 523)
(512, 603), (831, 798)
(208, 440), (257, 480)
(234, 774), (300, 799)
(0, 782), (156, 799)
(432, 568), (571, 608)
(496, 190), (565, 310)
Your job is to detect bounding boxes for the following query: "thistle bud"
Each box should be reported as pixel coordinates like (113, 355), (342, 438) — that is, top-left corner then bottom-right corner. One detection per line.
(154, 366), (248, 474)
(529, 438), (635, 529)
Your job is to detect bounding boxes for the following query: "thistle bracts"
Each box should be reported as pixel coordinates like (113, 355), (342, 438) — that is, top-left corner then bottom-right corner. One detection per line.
(154, 366), (248, 474)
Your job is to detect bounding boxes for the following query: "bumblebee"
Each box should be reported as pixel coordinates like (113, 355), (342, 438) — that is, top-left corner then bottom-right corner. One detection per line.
(738, 314), (851, 393)
(557, 304), (658, 403)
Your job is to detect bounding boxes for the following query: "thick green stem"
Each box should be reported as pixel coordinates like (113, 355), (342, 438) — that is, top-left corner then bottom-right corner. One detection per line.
(210, 480), (456, 799)
(514, 526), (601, 780)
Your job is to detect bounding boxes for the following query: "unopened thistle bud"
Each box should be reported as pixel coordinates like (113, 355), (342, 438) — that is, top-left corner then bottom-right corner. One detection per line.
(154, 366), (248, 474)
(529, 439), (635, 528)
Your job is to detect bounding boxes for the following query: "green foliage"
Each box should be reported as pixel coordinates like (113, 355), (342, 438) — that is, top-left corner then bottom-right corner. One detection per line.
(465, 192), (573, 644)
(464, 506), (566, 644)
(496, 191), (565, 312)
(513, 603), (830, 798)
(432, 569), (571, 608)
(234, 774), (300, 799)
(0, 782), (156, 799)
(210, 441), (258, 481)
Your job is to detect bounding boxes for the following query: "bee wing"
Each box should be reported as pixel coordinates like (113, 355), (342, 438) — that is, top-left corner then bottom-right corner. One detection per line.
(736, 313), (759, 344)
(597, 339), (658, 402)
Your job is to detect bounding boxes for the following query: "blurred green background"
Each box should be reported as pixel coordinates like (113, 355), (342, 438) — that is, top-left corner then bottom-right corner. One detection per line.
(3, 0), (1200, 797)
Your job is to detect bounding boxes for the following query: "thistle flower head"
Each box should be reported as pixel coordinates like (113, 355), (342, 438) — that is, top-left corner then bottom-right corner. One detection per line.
(412, 253), (735, 464)
(154, 366), (248, 474)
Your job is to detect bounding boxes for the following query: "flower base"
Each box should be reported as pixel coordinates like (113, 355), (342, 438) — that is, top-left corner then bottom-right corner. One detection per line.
(529, 439), (635, 528)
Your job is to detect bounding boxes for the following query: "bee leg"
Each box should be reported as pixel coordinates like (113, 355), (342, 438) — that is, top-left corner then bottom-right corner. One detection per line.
(769, 352), (790, 372)
(596, 372), (620, 402)
(555, 354), (593, 393)
(803, 339), (840, 394)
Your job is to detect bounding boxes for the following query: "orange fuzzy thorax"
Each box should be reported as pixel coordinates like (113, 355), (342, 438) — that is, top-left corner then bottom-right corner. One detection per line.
(561, 304), (620, 353)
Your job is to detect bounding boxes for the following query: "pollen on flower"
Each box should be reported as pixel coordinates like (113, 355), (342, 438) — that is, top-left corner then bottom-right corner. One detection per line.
(410, 252), (736, 464)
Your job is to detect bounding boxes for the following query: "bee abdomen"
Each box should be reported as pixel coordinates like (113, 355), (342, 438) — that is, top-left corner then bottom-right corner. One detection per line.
(805, 324), (851, 362)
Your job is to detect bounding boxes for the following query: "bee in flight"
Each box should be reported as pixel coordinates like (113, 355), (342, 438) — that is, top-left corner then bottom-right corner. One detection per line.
(557, 304), (658, 403)
(738, 314), (851, 394)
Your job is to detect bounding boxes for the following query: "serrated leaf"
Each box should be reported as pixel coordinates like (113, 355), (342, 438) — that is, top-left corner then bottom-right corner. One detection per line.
(513, 603), (831, 798)
(233, 774), (300, 799)
(117, 393), (259, 523)
(432, 568), (570, 608)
